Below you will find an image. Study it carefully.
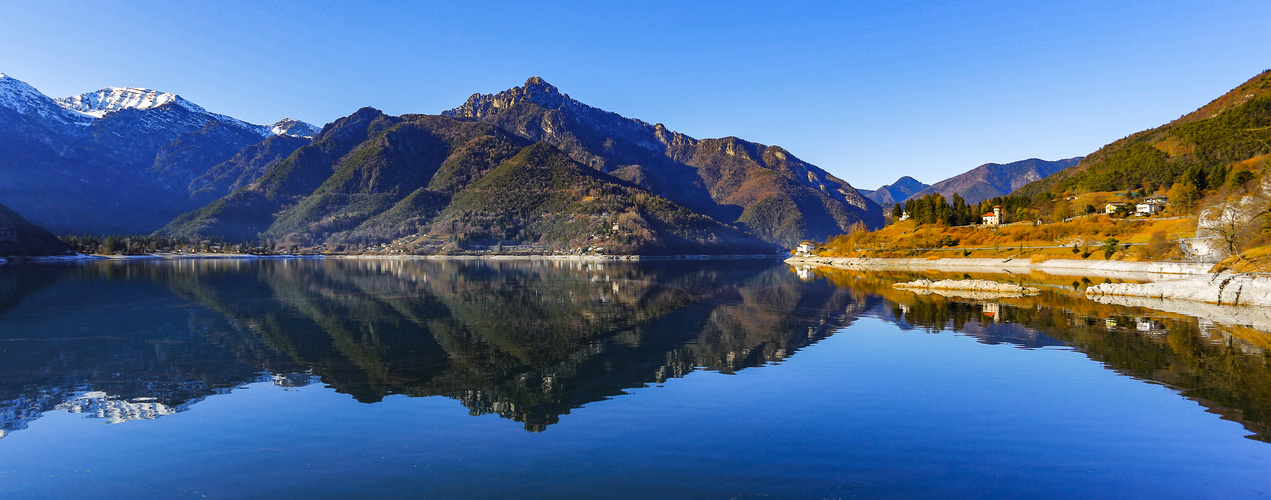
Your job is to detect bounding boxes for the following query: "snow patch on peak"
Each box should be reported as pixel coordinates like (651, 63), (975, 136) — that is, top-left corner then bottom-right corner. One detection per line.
(270, 118), (320, 138)
(54, 87), (191, 118)
(0, 72), (92, 125)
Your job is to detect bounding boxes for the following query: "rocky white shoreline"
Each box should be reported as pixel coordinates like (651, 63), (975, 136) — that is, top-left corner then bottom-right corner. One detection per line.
(789, 255), (1271, 310)
(894, 278), (1040, 296)
(786, 256), (1208, 279)
(1086, 272), (1271, 308)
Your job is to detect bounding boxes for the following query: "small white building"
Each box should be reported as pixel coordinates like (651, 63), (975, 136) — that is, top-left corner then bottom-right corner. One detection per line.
(1136, 201), (1165, 215)
(981, 206), (1001, 226)
(794, 241), (816, 256)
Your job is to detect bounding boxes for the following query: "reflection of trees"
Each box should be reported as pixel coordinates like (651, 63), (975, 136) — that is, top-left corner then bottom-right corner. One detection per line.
(0, 258), (859, 434)
(0, 262), (292, 437)
(805, 265), (1271, 442)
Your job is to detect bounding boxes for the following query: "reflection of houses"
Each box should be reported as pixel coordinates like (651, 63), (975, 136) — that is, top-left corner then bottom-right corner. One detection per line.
(982, 302), (1001, 322)
(1105, 202), (1129, 214)
(1136, 318), (1166, 337)
(981, 206), (1001, 226)
(795, 265), (815, 280)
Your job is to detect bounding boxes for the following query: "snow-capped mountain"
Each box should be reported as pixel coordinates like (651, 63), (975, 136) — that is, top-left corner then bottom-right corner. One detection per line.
(56, 86), (187, 117)
(270, 118), (321, 138)
(1, 73), (319, 139)
(0, 72), (91, 126)
(0, 72), (318, 234)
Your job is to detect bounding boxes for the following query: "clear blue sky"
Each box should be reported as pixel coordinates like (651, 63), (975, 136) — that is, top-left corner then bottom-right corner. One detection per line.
(1, 1), (1268, 189)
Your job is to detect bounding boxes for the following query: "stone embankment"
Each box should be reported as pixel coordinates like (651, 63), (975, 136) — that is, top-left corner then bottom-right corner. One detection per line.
(788, 256), (1208, 276)
(893, 278), (1041, 299)
(1086, 272), (1271, 308)
(786, 256), (1208, 281)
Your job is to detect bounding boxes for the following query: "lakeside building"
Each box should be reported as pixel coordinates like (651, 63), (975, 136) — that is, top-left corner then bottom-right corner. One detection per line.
(981, 206), (1001, 226)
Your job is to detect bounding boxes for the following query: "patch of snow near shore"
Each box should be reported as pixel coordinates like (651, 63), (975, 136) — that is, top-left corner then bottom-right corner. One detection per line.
(1086, 272), (1271, 307)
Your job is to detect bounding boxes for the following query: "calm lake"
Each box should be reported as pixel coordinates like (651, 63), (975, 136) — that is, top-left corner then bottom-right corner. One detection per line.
(0, 258), (1268, 498)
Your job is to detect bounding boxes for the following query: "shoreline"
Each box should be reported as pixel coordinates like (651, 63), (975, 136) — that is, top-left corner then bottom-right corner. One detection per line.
(789, 255), (1271, 309)
(1, 252), (785, 265)
(784, 256), (1210, 281)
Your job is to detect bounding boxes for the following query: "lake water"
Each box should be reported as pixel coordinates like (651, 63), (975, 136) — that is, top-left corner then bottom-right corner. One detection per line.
(0, 258), (1269, 498)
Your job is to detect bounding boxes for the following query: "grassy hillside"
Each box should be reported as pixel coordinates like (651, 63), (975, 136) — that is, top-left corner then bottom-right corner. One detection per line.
(1018, 70), (1271, 197)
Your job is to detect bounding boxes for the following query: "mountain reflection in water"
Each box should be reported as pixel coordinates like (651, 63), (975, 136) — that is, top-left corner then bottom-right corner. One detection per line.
(0, 259), (857, 435)
(1, 259), (1269, 442)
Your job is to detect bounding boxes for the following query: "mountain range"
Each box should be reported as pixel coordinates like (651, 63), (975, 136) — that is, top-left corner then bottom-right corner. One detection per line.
(863, 158), (1081, 207)
(0, 74), (883, 253)
(860, 176), (929, 206)
(0, 73), (318, 234)
(910, 157), (1082, 204)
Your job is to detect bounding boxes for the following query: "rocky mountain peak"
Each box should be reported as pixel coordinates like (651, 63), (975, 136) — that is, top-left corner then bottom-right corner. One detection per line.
(0, 72), (90, 125)
(443, 77), (571, 119)
(270, 118), (321, 138)
(55, 87), (190, 118)
(520, 76), (565, 108)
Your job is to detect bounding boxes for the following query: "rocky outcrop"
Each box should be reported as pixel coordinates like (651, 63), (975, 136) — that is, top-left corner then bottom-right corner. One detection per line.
(1086, 272), (1271, 307)
(894, 278), (1040, 297)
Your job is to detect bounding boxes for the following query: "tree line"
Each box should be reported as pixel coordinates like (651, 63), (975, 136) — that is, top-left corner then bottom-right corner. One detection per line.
(892, 193), (1033, 226)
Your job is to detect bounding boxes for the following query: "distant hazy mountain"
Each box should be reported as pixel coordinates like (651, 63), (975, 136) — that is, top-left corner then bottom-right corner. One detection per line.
(911, 157), (1082, 204)
(160, 110), (773, 255)
(0, 72), (318, 234)
(443, 77), (883, 246)
(0, 202), (69, 256)
(860, 176), (929, 206)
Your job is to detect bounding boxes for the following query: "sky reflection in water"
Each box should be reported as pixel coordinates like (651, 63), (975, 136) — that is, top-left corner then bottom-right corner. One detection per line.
(0, 259), (1268, 498)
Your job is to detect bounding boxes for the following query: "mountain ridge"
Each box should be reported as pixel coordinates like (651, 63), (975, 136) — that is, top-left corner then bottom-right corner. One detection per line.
(0, 72), (320, 234)
(912, 157), (1082, 204)
(442, 77), (883, 246)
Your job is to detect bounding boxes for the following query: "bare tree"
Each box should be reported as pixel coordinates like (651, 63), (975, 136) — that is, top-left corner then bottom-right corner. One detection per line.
(1198, 188), (1271, 256)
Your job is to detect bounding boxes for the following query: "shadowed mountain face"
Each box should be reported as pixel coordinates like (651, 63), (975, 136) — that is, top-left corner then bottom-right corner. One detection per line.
(443, 77), (885, 245)
(910, 157), (1081, 205)
(0, 202), (70, 256)
(0, 74), (316, 234)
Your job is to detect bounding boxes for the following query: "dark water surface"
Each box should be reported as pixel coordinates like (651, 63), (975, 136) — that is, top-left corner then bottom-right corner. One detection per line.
(0, 258), (1268, 498)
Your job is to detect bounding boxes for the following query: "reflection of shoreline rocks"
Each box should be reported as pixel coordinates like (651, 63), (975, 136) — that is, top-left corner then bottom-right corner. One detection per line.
(1089, 293), (1271, 333)
(1087, 272), (1271, 307)
(894, 279), (1040, 298)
